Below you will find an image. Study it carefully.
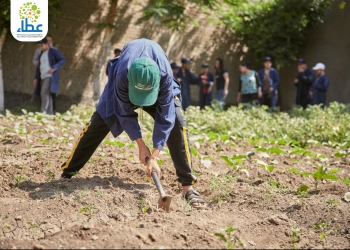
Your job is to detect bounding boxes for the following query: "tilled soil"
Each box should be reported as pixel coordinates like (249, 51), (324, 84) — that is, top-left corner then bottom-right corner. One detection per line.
(0, 114), (349, 249)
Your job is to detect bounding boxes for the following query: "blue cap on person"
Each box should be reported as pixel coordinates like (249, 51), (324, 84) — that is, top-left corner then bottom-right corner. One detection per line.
(170, 62), (179, 69)
(181, 57), (192, 64)
(127, 57), (161, 106)
(264, 56), (272, 62)
(298, 58), (307, 64)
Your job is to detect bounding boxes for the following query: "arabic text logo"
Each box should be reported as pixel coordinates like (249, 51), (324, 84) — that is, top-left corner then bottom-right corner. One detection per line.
(17, 2), (42, 32)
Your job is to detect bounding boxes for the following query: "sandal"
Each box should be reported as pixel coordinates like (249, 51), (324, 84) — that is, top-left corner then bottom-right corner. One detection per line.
(183, 189), (207, 209)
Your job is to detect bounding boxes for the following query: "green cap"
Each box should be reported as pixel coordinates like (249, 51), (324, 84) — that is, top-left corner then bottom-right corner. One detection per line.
(127, 57), (161, 106)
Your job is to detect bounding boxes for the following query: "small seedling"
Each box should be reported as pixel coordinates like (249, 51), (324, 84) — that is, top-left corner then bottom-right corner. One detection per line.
(79, 205), (97, 218)
(215, 226), (243, 249)
(14, 175), (25, 187)
(326, 199), (339, 207)
(313, 222), (336, 246)
(290, 227), (301, 249)
(138, 199), (147, 213)
(45, 170), (55, 181)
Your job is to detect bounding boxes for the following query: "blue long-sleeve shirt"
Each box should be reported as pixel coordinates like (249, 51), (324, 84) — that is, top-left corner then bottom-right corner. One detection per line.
(310, 74), (329, 106)
(96, 38), (181, 150)
(34, 47), (65, 95)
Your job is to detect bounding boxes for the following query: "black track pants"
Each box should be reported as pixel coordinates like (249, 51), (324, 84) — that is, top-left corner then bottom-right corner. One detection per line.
(61, 98), (197, 186)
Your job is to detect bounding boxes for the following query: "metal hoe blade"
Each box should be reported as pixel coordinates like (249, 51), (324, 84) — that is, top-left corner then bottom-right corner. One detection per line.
(158, 195), (172, 212)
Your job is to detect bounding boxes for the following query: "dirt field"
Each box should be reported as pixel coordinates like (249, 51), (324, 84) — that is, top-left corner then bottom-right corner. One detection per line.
(0, 112), (349, 249)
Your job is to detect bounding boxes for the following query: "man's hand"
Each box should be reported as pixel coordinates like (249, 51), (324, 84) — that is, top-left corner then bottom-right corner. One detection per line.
(146, 157), (161, 179)
(207, 86), (213, 93)
(49, 68), (55, 74)
(294, 79), (299, 84)
(224, 89), (228, 96)
(269, 87), (274, 93)
(258, 89), (262, 99)
(177, 78), (182, 83)
(309, 91), (314, 99)
(33, 79), (37, 86)
(136, 138), (151, 166)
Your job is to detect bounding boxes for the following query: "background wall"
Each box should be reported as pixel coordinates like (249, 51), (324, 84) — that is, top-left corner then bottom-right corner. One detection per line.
(2, 0), (349, 112)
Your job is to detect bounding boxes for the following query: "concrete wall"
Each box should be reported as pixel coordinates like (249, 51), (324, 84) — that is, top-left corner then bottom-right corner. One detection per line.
(2, 0), (349, 112)
(279, 0), (350, 110)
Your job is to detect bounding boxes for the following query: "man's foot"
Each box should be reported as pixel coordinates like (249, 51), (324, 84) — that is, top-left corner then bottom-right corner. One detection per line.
(60, 172), (72, 179)
(182, 188), (207, 209)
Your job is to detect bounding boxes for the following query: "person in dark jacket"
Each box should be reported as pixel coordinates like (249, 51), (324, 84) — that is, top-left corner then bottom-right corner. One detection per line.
(198, 63), (214, 109)
(60, 39), (206, 209)
(177, 57), (199, 110)
(309, 63), (329, 107)
(294, 58), (314, 109)
(213, 58), (229, 110)
(237, 61), (262, 104)
(170, 62), (180, 79)
(258, 57), (280, 108)
(33, 38), (65, 114)
(106, 48), (121, 75)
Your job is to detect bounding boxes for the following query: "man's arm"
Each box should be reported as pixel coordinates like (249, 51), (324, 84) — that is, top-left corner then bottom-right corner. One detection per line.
(152, 75), (176, 150)
(255, 72), (262, 98)
(32, 48), (40, 66)
(51, 49), (66, 71)
(313, 76), (329, 92)
(223, 71), (229, 96)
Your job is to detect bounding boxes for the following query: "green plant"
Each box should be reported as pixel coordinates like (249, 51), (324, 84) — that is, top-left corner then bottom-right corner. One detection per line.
(209, 175), (233, 205)
(79, 205), (97, 218)
(138, 199), (147, 213)
(45, 170), (55, 181)
(326, 199), (339, 207)
(313, 222), (336, 246)
(14, 175), (25, 187)
(290, 227), (301, 249)
(311, 166), (339, 192)
(215, 226), (243, 249)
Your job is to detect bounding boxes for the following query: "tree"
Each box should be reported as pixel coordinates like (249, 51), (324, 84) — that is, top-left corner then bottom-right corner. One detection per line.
(0, 0), (10, 112)
(215, 0), (333, 67)
(0, 0), (62, 112)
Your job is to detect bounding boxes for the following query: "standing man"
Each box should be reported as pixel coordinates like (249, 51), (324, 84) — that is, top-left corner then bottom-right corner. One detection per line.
(212, 58), (229, 110)
(309, 63), (329, 107)
(60, 39), (206, 209)
(198, 63), (214, 109)
(294, 58), (314, 109)
(106, 48), (122, 75)
(258, 57), (280, 108)
(33, 35), (58, 113)
(32, 34), (54, 66)
(170, 62), (180, 79)
(33, 38), (65, 114)
(177, 57), (199, 111)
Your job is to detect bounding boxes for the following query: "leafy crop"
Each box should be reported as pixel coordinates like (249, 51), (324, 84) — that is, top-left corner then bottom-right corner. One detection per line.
(215, 226), (243, 249)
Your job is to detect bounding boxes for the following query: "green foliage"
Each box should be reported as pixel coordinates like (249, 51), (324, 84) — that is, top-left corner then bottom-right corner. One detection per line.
(79, 205), (97, 218)
(343, 177), (350, 186)
(14, 175), (25, 187)
(137, 0), (246, 31)
(291, 227), (301, 249)
(215, 226), (243, 249)
(104, 140), (125, 147)
(185, 103), (350, 149)
(232, 0), (333, 67)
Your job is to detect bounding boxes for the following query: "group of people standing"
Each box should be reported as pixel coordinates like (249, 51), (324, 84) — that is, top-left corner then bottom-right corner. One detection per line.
(170, 57), (229, 110)
(170, 55), (329, 111)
